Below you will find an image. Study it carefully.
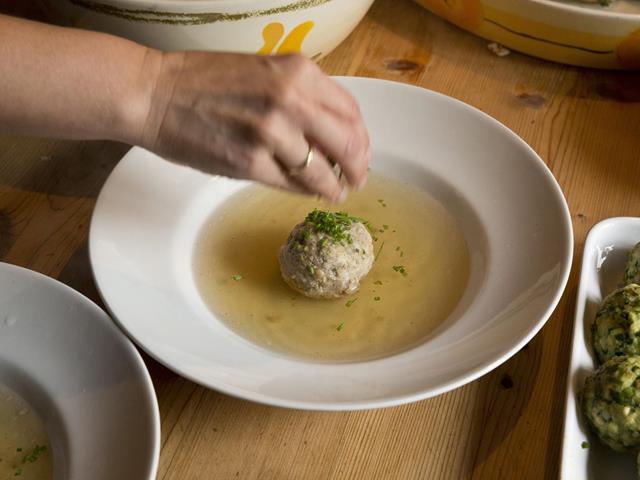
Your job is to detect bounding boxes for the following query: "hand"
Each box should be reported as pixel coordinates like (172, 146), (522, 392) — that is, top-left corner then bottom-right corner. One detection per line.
(137, 51), (371, 202)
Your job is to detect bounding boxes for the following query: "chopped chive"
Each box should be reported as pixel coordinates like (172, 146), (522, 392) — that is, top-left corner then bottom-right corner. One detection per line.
(232, 274), (243, 281)
(345, 298), (358, 307)
(393, 265), (408, 277)
(301, 210), (368, 245)
(307, 265), (315, 275)
(22, 445), (46, 464)
(374, 296), (381, 301)
(360, 220), (375, 232)
(383, 225), (389, 230)
(395, 246), (400, 251)
(374, 280), (383, 285)
(16, 448), (22, 452)
(336, 323), (344, 331)
(581, 441), (589, 449)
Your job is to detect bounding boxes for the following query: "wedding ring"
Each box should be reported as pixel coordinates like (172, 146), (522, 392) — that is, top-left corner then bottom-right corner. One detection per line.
(288, 145), (314, 177)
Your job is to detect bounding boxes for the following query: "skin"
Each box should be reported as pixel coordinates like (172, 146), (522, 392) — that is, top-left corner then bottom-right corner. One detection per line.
(0, 14), (370, 202)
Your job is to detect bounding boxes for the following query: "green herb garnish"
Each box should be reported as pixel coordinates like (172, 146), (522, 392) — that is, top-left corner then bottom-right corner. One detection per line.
(374, 296), (381, 301)
(302, 210), (366, 245)
(16, 448), (22, 452)
(307, 265), (315, 276)
(14, 469), (22, 477)
(374, 280), (383, 285)
(336, 323), (344, 331)
(232, 274), (243, 281)
(22, 445), (46, 464)
(377, 199), (387, 207)
(393, 265), (408, 277)
(581, 441), (590, 449)
(345, 298), (358, 307)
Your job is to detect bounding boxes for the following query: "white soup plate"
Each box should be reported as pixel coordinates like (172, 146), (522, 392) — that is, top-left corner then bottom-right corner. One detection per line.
(0, 262), (160, 479)
(89, 77), (573, 411)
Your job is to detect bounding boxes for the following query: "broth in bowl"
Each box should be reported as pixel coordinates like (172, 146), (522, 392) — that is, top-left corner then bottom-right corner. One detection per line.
(0, 384), (52, 480)
(193, 173), (470, 362)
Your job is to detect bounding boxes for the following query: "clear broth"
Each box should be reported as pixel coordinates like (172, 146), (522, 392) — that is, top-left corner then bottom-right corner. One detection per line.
(193, 173), (470, 362)
(0, 384), (52, 479)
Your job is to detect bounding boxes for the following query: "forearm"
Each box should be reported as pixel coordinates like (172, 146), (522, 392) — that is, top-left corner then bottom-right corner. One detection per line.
(0, 14), (159, 143)
(0, 14), (369, 200)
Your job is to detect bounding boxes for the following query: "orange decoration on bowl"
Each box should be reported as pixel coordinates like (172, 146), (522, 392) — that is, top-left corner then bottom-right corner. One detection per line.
(258, 21), (315, 54)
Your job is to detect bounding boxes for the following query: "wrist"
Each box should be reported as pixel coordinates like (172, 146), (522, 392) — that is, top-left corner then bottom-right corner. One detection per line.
(111, 45), (164, 147)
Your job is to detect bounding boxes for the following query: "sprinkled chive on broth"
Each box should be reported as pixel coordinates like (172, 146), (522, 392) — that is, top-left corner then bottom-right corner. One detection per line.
(0, 385), (52, 480)
(193, 173), (470, 362)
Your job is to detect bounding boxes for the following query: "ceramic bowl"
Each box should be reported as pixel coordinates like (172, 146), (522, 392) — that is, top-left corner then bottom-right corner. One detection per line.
(414, 0), (640, 69)
(89, 76), (573, 411)
(40, 0), (374, 59)
(0, 263), (160, 479)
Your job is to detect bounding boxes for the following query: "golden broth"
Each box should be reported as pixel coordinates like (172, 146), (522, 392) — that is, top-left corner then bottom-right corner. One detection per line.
(0, 385), (52, 479)
(193, 173), (470, 362)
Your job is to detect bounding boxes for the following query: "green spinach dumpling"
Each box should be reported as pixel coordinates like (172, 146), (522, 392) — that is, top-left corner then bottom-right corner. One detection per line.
(583, 355), (640, 452)
(593, 284), (640, 364)
(625, 242), (640, 286)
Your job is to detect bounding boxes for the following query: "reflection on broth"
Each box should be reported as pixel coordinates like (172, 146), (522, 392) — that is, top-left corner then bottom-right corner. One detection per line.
(193, 173), (470, 362)
(0, 384), (52, 480)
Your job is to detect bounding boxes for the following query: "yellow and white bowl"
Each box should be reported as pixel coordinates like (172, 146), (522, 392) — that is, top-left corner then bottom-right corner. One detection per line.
(414, 0), (640, 69)
(41, 0), (374, 59)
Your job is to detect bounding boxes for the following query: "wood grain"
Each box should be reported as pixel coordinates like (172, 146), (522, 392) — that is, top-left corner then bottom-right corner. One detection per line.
(1, 0), (640, 478)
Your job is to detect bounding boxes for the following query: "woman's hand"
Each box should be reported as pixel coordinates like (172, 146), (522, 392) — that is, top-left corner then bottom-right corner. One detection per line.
(136, 51), (370, 202)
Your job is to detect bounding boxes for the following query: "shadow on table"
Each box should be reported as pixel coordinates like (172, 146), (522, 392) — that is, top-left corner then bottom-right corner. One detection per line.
(57, 239), (101, 304)
(0, 137), (127, 198)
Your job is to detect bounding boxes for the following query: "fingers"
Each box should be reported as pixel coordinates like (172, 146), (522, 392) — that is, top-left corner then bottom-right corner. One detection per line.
(283, 145), (345, 204)
(294, 100), (370, 189)
(244, 149), (307, 196)
(257, 109), (345, 202)
(274, 55), (370, 189)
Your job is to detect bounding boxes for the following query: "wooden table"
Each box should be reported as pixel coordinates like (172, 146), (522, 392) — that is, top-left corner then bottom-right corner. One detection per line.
(2, 0), (640, 478)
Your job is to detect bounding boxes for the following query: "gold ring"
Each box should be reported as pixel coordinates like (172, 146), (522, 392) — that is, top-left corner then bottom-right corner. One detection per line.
(288, 145), (314, 177)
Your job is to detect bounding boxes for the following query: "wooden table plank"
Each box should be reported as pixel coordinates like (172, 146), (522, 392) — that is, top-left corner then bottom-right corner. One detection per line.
(1, 0), (639, 478)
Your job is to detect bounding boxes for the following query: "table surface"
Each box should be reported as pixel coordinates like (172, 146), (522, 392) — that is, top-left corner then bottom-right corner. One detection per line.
(2, 0), (640, 478)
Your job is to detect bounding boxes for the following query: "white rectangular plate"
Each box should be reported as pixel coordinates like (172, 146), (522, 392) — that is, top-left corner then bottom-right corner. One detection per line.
(561, 217), (640, 479)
